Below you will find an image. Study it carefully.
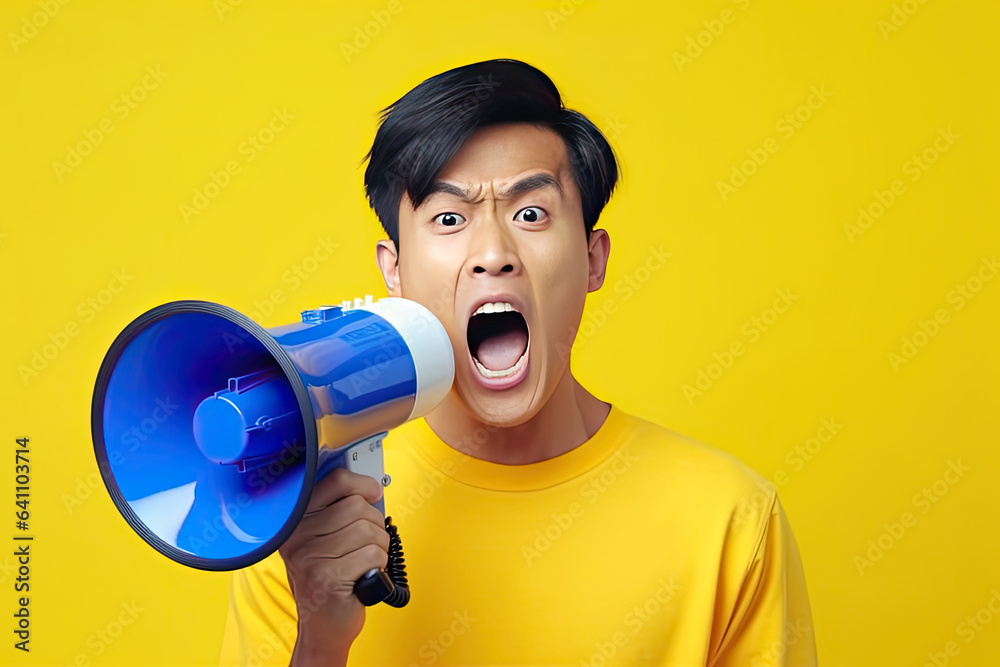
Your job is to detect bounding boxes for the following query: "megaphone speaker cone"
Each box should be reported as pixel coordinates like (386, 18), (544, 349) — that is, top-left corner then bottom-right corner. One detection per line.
(91, 301), (316, 570)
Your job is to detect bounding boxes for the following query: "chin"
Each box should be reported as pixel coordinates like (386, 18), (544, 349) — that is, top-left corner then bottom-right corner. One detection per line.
(455, 382), (539, 429)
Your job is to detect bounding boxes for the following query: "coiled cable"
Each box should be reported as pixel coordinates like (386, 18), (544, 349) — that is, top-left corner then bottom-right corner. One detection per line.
(352, 516), (410, 608)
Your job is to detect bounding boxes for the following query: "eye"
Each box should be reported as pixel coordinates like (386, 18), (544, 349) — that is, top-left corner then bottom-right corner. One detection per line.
(515, 207), (546, 224)
(433, 212), (465, 227)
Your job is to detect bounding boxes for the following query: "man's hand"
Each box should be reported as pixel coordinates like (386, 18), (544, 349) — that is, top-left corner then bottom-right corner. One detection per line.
(280, 467), (389, 666)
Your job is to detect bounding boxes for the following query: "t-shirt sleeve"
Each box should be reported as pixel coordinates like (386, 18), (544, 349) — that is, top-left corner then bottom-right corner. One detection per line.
(219, 552), (298, 667)
(709, 486), (818, 667)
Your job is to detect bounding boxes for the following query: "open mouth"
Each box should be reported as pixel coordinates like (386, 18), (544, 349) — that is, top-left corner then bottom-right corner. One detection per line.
(467, 302), (529, 380)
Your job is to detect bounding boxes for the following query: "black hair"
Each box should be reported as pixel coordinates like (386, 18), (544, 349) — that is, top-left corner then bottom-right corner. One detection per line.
(360, 58), (621, 249)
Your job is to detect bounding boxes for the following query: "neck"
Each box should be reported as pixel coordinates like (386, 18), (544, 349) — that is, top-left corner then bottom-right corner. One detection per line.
(422, 368), (612, 465)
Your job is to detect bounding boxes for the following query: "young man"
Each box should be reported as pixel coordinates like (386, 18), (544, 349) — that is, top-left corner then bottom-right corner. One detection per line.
(220, 59), (817, 666)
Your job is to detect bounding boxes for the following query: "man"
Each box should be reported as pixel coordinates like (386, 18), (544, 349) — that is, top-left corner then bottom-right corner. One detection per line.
(220, 58), (817, 666)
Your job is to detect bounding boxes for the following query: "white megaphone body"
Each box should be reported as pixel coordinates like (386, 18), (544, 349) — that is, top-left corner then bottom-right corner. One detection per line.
(91, 296), (454, 607)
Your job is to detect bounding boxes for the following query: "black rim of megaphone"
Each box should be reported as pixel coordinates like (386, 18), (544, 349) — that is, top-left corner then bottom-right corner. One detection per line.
(90, 300), (318, 571)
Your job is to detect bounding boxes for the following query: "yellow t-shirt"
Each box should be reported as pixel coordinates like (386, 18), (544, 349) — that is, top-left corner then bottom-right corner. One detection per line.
(219, 405), (817, 666)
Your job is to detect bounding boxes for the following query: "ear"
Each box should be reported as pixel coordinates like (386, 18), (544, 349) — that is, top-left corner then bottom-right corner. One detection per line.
(375, 239), (401, 297)
(586, 228), (611, 292)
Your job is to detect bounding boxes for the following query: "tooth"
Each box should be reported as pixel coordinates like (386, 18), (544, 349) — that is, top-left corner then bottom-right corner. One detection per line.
(474, 306), (484, 316)
(504, 303), (512, 312)
(483, 303), (495, 314)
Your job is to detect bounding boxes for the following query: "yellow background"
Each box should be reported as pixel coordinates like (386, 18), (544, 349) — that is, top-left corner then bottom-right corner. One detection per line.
(2, 0), (998, 665)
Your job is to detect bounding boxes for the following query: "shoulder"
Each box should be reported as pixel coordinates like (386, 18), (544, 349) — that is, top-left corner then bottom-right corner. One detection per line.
(612, 407), (777, 525)
(613, 407), (770, 487)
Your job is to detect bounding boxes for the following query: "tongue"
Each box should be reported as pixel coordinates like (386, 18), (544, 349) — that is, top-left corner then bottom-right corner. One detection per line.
(476, 328), (528, 371)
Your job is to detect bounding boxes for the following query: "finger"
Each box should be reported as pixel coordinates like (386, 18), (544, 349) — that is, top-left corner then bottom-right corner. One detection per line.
(283, 494), (386, 554)
(306, 467), (383, 512)
(298, 517), (390, 558)
(300, 494), (387, 539)
(304, 543), (390, 585)
(281, 542), (389, 600)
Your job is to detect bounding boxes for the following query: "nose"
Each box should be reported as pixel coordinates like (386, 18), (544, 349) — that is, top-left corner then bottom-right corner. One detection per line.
(469, 214), (520, 277)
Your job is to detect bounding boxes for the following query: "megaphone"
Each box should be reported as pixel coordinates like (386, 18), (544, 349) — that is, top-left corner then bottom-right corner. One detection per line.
(90, 295), (453, 607)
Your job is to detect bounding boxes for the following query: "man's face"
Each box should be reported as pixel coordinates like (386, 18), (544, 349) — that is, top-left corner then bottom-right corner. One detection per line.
(376, 122), (609, 427)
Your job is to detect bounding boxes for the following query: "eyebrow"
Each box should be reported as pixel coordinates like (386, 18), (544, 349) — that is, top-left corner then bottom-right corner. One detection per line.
(426, 173), (563, 203)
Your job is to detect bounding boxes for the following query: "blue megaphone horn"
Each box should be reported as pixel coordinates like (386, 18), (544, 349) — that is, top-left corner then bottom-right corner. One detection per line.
(90, 296), (454, 607)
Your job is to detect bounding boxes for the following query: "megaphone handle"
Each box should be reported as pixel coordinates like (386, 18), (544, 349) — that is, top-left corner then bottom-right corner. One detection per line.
(353, 516), (410, 607)
(317, 434), (388, 515)
(316, 434), (410, 608)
